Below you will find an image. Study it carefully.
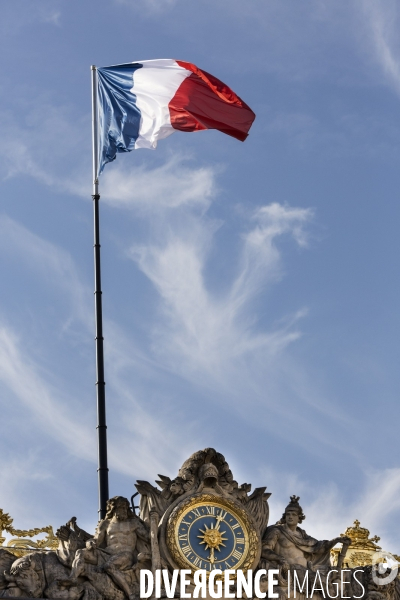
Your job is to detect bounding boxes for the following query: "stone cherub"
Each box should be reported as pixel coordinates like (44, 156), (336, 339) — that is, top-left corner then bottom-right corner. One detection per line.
(60, 496), (151, 600)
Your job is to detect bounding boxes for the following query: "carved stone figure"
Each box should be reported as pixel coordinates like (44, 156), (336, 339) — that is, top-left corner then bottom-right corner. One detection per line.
(136, 476), (185, 523)
(1, 497), (151, 600)
(177, 448), (238, 495)
(362, 564), (400, 600)
(260, 496), (352, 600)
(0, 550), (17, 597)
(261, 496), (350, 569)
(64, 497), (150, 600)
(56, 517), (93, 568)
(3, 551), (83, 599)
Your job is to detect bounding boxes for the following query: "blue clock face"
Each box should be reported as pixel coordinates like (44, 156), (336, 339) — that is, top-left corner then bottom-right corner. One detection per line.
(175, 501), (248, 571)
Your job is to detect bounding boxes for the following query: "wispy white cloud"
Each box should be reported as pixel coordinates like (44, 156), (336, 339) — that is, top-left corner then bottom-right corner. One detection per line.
(42, 9), (61, 26)
(261, 465), (400, 553)
(0, 103), (88, 188)
(116, 191), (365, 463)
(357, 468), (400, 535)
(231, 203), (313, 309)
(0, 215), (90, 325)
(0, 215), (198, 483)
(0, 309), (195, 490)
(0, 1), (62, 37)
(123, 196), (355, 458)
(129, 202), (312, 373)
(80, 156), (217, 213)
(0, 325), (95, 461)
(0, 453), (57, 536)
(100, 319), (202, 479)
(361, 0), (400, 95)
(115, 0), (178, 14)
(113, 0), (360, 82)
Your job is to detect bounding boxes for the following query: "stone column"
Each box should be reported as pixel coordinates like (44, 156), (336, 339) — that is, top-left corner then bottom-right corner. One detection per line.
(149, 507), (162, 598)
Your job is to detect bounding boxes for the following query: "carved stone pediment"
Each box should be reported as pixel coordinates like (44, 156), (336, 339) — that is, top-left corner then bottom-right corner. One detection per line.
(1, 450), (399, 600)
(135, 447), (271, 532)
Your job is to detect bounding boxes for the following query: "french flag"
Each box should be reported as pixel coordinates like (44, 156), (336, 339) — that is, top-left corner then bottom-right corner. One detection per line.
(97, 59), (256, 175)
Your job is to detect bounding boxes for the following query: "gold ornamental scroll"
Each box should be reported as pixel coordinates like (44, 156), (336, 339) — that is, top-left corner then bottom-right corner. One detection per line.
(0, 508), (58, 557)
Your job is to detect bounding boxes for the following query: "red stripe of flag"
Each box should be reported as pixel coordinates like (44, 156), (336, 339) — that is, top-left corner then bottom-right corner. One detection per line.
(169, 60), (256, 141)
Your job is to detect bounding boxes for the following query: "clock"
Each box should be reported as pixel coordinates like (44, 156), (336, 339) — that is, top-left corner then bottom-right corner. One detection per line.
(166, 494), (260, 574)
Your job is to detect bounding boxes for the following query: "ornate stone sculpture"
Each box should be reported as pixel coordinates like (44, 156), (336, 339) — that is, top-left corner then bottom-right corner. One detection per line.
(0, 497), (151, 600)
(259, 496), (354, 600)
(136, 447), (271, 537)
(0, 448), (398, 600)
(261, 496), (350, 570)
(0, 550), (16, 596)
(60, 497), (151, 600)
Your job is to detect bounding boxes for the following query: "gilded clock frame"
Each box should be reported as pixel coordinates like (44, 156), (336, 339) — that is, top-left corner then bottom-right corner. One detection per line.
(166, 493), (260, 575)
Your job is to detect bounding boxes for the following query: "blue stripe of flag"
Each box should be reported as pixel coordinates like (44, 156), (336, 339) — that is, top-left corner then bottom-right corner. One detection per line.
(97, 63), (143, 175)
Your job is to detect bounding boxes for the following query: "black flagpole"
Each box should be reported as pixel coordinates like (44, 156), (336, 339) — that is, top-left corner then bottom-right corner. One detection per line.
(91, 65), (109, 519)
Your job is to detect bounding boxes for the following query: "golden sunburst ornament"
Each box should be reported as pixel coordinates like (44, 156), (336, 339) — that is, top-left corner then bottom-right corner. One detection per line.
(198, 523), (227, 552)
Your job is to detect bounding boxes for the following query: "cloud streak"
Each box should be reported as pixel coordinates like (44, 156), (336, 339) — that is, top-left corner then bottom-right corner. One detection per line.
(0, 215), (90, 325)
(0, 325), (95, 461)
(125, 197), (354, 458)
(263, 464), (400, 553)
(361, 0), (400, 95)
(0, 215), (201, 483)
(130, 200), (312, 371)
(85, 156), (217, 213)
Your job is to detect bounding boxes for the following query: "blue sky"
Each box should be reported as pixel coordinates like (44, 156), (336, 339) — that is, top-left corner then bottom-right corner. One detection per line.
(0, 0), (399, 553)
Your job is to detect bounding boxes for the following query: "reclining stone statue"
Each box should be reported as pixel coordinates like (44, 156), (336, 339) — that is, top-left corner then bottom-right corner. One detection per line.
(1, 496), (151, 600)
(60, 496), (151, 600)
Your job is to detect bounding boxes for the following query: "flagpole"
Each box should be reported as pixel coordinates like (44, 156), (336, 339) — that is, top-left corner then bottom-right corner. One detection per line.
(91, 65), (109, 520)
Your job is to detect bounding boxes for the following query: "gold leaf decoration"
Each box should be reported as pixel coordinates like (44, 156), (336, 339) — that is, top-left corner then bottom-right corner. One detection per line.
(0, 508), (58, 557)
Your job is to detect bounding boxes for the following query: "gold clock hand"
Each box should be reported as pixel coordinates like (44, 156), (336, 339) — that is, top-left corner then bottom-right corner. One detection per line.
(209, 548), (215, 564)
(214, 511), (225, 530)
